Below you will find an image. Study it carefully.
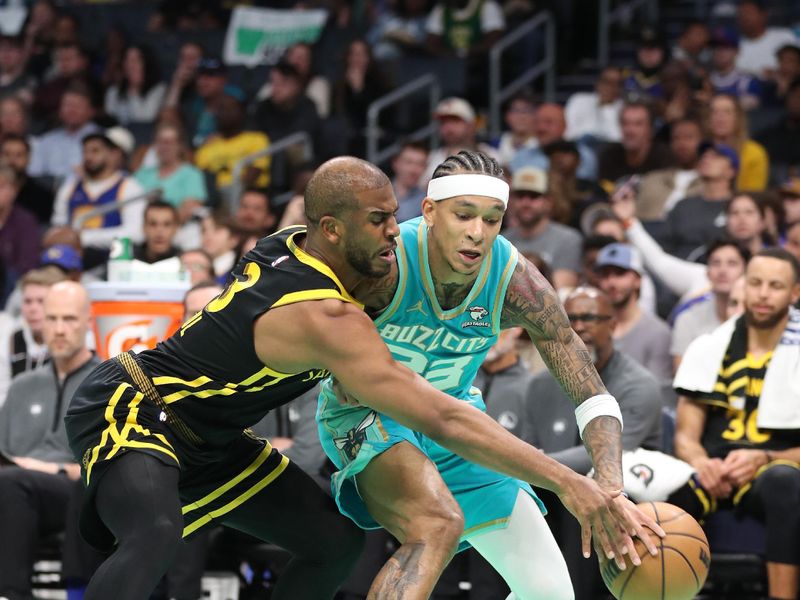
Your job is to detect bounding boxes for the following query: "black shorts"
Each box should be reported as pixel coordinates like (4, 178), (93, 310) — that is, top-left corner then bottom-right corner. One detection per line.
(65, 357), (288, 551)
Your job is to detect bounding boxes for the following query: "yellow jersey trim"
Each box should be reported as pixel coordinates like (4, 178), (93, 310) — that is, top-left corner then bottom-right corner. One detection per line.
(271, 288), (351, 309)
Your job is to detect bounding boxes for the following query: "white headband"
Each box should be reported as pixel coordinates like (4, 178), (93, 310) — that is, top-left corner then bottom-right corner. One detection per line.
(427, 174), (509, 207)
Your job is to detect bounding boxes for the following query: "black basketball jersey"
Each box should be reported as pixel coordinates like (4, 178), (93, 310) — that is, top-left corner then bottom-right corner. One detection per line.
(134, 225), (362, 447)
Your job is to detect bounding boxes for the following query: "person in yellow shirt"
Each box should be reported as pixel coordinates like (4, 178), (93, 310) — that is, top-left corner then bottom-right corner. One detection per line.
(195, 93), (270, 190)
(705, 92), (768, 191)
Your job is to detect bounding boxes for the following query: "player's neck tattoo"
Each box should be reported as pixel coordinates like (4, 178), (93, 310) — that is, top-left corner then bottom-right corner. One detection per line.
(435, 280), (471, 310)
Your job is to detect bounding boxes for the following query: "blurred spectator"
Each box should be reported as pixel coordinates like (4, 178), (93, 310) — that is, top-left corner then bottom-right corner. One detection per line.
(493, 91), (537, 167)
(671, 249), (800, 600)
(0, 96), (30, 140)
(251, 61), (320, 162)
(636, 118), (704, 221)
(258, 43), (331, 119)
(662, 142), (737, 259)
(29, 84), (99, 181)
(33, 43), (97, 126)
(597, 101), (674, 186)
(0, 281), (96, 600)
(425, 0), (505, 58)
(235, 188), (276, 238)
(565, 67), (624, 144)
(201, 211), (241, 280)
(781, 177), (800, 227)
(424, 97), (500, 182)
(0, 166), (41, 296)
(757, 79), (800, 182)
(735, 0), (798, 77)
(51, 130), (145, 259)
(313, 0), (370, 82)
(195, 93), (270, 190)
(161, 41), (203, 129)
(525, 287), (662, 473)
(671, 21), (711, 74)
(708, 26), (761, 111)
(98, 26), (127, 91)
(595, 243), (672, 383)
(589, 210), (626, 241)
(0, 267), (65, 408)
(706, 92), (769, 191)
(580, 234), (618, 289)
(623, 28), (668, 102)
(40, 243), (83, 282)
(511, 102), (597, 180)
(785, 220), (800, 263)
(0, 35), (35, 102)
(181, 57), (231, 148)
(133, 200), (180, 264)
(179, 248), (215, 286)
(21, 0), (60, 80)
(334, 39), (392, 157)
(183, 280), (222, 321)
(52, 13), (80, 47)
(104, 45), (166, 127)
(367, 0), (431, 61)
(502, 167), (582, 290)
(0, 134), (54, 225)
(762, 43), (800, 107)
(133, 121), (207, 224)
(391, 141), (428, 222)
(543, 139), (608, 229)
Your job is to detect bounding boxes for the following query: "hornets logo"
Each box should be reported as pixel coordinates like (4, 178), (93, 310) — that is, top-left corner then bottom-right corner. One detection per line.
(334, 412), (376, 460)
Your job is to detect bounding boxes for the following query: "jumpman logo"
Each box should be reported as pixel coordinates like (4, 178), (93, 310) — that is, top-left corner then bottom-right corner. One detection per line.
(406, 300), (427, 316)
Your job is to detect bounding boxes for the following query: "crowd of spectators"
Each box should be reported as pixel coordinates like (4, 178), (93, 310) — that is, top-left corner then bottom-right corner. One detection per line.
(1, 0), (800, 598)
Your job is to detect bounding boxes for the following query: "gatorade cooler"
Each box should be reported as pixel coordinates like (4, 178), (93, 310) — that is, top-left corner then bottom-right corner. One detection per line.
(87, 281), (189, 359)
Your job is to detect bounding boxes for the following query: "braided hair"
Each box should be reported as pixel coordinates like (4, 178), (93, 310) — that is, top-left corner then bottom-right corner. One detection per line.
(430, 150), (504, 180)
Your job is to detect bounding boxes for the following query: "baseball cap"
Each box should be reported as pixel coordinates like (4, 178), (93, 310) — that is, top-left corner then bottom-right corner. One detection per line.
(197, 57), (227, 76)
(511, 167), (548, 195)
(542, 139), (579, 157)
(434, 97), (476, 123)
(710, 26), (739, 49)
(637, 27), (665, 49)
(83, 126), (135, 155)
(699, 141), (740, 174)
(780, 176), (800, 198)
(40, 244), (82, 271)
(595, 243), (643, 275)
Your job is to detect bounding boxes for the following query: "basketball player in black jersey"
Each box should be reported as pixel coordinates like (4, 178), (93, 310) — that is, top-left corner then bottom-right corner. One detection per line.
(67, 157), (651, 600)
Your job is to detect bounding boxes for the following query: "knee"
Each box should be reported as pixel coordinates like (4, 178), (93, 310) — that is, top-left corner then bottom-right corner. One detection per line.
(128, 513), (183, 557)
(757, 464), (800, 500)
(406, 499), (465, 552)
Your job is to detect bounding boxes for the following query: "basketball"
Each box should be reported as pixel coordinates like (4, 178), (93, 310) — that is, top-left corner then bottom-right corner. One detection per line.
(600, 502), (710, 600)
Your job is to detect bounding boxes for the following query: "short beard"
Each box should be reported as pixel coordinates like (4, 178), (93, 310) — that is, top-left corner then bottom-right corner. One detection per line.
(745, 305), (789, 330)
(84, 163), (106, 178)
(344, 237), (389, 278)
(611, 289), (634, 310)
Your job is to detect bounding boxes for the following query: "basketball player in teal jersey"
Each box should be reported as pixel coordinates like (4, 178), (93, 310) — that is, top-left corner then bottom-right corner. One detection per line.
(317, 150), (664, 599)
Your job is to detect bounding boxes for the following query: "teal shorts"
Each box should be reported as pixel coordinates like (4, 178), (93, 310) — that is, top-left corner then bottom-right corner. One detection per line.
(316, 381), (545, 551)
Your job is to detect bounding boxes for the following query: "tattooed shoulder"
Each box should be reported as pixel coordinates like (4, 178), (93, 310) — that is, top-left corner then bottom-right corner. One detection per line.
(500, 255), (567, 338)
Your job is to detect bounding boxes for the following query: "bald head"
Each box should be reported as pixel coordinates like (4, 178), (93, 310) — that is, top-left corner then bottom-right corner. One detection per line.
(304, 156), (391, 225)
(565, 286), (612, 314)
(44, 281), (91, 362)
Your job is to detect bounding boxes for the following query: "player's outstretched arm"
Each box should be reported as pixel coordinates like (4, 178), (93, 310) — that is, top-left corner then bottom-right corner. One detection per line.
(500, 255), (665, 557)
(258, 300), (641, 568)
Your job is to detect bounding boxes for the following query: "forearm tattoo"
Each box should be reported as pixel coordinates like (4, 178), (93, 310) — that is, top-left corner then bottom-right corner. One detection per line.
(500, 256), (623, 488)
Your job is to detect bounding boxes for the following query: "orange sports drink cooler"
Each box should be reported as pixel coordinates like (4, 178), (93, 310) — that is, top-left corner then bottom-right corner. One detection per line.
(87, 282), (189, 359)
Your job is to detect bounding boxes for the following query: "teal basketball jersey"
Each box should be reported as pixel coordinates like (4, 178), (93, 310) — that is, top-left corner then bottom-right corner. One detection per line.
(374, 216), (518, 402)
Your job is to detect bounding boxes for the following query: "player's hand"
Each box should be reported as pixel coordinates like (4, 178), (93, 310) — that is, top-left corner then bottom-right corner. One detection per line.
(722, 449), (769, 488)
(694, 456), (732, 499)
(332, 377), (361, 407)
(611, 494), (666, 561)
(609, 179), (637, 222)
(559, 474), (640, 570)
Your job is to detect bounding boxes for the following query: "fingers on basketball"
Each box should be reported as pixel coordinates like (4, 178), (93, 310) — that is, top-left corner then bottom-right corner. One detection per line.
(600, 502), (710, 600)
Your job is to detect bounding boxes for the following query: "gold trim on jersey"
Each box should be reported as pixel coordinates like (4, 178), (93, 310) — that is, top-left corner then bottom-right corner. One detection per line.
(152, 375), (212, 388)
(286, 231), (363, 309)
(491, 246), (518, 335)
(85, 382), (179, 485)
(374, 239), (408, 326)
(732, 460), (800, 505)
(271, 288), (351, 309)
(462, 516), (509, 538)
(182, 453), (289, 537)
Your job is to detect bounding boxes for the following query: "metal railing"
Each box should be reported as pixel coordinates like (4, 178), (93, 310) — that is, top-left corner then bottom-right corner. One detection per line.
(228, 131), (313, 212)
(72, 189), (162, 231)
(597, 0), (659, 66)
(489, 11), (555, 139)
(366, 73), (440, 166)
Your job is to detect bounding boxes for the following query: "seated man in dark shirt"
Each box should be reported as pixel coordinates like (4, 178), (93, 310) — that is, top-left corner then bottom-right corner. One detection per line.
(133, 200), (180, 264)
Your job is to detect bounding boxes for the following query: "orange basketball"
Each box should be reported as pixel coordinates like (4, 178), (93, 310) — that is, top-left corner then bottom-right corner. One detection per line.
(600, 502), (710, 600)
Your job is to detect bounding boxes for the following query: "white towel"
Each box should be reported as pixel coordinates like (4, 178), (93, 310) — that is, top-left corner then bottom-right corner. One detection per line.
(673, 308), (800, 429)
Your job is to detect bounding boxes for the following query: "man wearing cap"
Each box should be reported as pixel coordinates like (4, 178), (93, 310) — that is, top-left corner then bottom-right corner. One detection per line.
(709, 26), (761, 110)
(595, 243), (673, 385)
(423, 97), (500, 182)
(182, 57), (244, 148)
(622, 28), (668, 101)
(664, 142), (737, 260)
(51, 129), (145, 264)
(41, 244), (83, 280)
(502, 166), (583, 289)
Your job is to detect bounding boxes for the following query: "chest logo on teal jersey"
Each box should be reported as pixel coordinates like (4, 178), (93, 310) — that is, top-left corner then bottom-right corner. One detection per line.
(406, 300), (427, 316)
(463, 305), (490, 329)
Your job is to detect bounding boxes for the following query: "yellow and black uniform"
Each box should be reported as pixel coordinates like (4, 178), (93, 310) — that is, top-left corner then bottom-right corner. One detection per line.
(671, 316), (800, 566)
(65, 226), (365, 599)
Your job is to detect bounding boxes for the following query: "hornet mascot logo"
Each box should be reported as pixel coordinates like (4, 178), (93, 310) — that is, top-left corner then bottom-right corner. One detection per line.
(334, 412), (376, 460)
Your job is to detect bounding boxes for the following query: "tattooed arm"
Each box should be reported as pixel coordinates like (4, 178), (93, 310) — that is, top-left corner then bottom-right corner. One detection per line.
(500, 254), (623, 491)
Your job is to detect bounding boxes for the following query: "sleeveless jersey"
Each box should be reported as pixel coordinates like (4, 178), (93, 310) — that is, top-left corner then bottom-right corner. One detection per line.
(374, 217), (517, 402)
(443, 0), (485, 52)
(68, 176), (125, 229)
(92, 226), (360, 447)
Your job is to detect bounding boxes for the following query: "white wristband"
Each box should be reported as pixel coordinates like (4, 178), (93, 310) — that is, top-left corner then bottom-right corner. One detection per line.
(575, 394), (623, 440)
